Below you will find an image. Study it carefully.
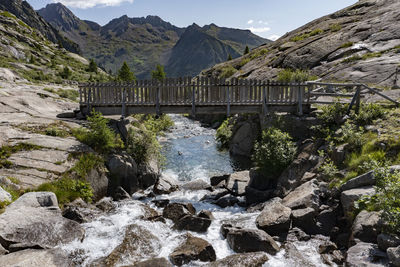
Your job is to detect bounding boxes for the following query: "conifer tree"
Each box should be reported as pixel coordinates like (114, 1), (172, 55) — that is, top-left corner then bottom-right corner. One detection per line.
(87, 59), (98, 73)
(244, 45), (249, 55)
(117, 62), (136, 82)
(227, 54), (232, 61)
(151, 64), (166, 81)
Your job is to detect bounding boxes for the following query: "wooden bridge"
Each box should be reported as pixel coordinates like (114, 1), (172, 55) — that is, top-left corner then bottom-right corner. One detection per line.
(79, 77), (399, 117)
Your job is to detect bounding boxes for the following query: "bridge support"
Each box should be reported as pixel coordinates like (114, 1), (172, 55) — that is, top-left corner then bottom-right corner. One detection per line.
(297, 85), (303, 116)
(156, 86), (161, 117)
(191, 84), (196, 118)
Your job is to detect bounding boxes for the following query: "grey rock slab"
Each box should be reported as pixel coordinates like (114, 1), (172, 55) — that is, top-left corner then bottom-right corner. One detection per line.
(256, 197), (291, 236)
(351, 210), (382, 245)
(226, 228), (280, 255)
(341, 186), (376, 215)
(0, 248), (71, 267)
(0, 192), (85, 250)
(226, 170), (250, 196)
(281, 179), (320, 210)
(0, 185), (11, 202)
(0, 168), (56, 189)
(340, 170), (375, 192)
(387, 246), (400, 267)
(153, 174), (180, 195)
(10, 135), (91, 153)
(346, 242), (388, 267)
(204, 252), (269, 267)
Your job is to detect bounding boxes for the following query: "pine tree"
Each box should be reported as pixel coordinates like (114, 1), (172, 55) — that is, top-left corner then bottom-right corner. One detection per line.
(227, 54), (232, 61)
(59, 66), (71, 79)
(151, 64), (166, 81)
(87, 59), (98, 73)
(244, 45), (249, 55)
(117, 62), (136, 82)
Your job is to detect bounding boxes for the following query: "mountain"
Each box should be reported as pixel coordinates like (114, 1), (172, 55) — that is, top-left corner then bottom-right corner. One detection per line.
(202, 0), (400, 87)
(37, 3), (269, 79)
(0, 0), (79, 53)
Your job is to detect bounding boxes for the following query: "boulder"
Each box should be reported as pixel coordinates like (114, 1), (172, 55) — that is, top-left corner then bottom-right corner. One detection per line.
(387, 246), (400, 267)
(85, 167), (109, 201)
(229, 120), (260, 158)
(113, 186), (131, 201)
(291, 207), (318, 235)
(152, 199), (170, 208)
(0, 192), (84, 251)
(226, 171), (250, 196)
(256, 197), (291, 236)
(346, 242), (388, 267)
(245, 186), (272, 206)
(204, 252), (269, 267)
(174, 215), (212, 233)
(200, 189), (229, 203)
(105, 224), (161, 266)
(132, 258), (173, 267)
(0, 249), (71, 267)
(153, 174), (179, 195)
(162, 203), (196, 223)
(377, 234), (400, 251)
(106, 153), (138, 195)
(62, 198), (102, 223)
(226, 228), (280, 255)
(220, 223), (242, 238)
(95, 197), (115, 212)
(284, 243), (320, 266)
(281, 179), (320, 210)
(248, 168), (270, 190)
(169, 233), (216, 266)
(275, 141), (322, 197)
(0, 243), (8, 255)
(350, 210), (382, 245)
(341, 186), (376, 216)
(340, 170), (375, 192)
(215, 195), (239, 208)
(181, 179), (212, 191)
(137, 158), (160, 189)
(210, 174), (229, 187)
(0, 186), (11, 203)
(316, 208), (337, 236)
(331, 144), (348, 166)
(286, 227), (311, 242)
(198, 210), (214, 220)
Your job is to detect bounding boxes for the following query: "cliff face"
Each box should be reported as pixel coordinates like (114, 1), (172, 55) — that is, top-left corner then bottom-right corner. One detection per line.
(202, 0), (400, 87)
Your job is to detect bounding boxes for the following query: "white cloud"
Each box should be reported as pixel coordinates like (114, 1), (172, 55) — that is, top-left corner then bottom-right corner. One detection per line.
(268, 34), (281, 41)
(54, 0), (134, 9)
(258, 20), (268, 25)
(247, 27), (271, 34)
(247, 20), (254, 24)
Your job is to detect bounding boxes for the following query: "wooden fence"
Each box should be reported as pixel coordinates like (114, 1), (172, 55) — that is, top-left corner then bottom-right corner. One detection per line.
(79, 77), (310, 117)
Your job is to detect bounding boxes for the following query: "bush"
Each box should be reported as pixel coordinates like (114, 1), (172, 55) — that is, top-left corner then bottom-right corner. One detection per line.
(220, 65), (237, 79)
(126, 127), (161, 165)
(356, 167), (400, 234)
(133, 114), (173, 135)
(352, 103), (385, 126)
(87, 59), (98, 73)
(73, 111), (123, 154)
(151, 64), (166, 81)
(59, 66), (71, 79)
(319, 157), (339, 181)
(253, 128), (297, 175)
(317, 101), (349, 127)
(71, 153), (104, 179)
(277, 69), (317, 83)
(36, 177), (93, 205)
(330, 24), (342, 32)
(216, 117), (234, 149)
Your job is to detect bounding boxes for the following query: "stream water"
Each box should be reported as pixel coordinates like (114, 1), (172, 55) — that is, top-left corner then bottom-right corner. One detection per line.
(62, 114), (332, 266)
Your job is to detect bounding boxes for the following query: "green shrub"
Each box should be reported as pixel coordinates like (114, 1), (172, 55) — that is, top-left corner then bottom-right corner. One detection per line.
(253, 128), (297, 175)
(71, 153), (104, 179)
(356, 167), (400, 234)
(132, 114), (173, 135)
(220, 65), (237, 79)
(317, 101), (349, 127)
(151, 64), (166, 81)
(73, 111), (123, 154)
(1, 143), (41, 168)
(126, 127), (161, 165)
(36, 177), (93, 205)
(249, 49), (268, 60)
(340, 42), (354, 49)
(277, 69), (317, 83)
(290, 29), (323, 42)
(45, 126), (69, 137)
(352, 103), (385, 126)
(59, 66), (71, 79)
(330, 24), (342, 32)
(216, 118), (234, 149)
(87, 59), (98, 73)
(319, 157), (339, 181)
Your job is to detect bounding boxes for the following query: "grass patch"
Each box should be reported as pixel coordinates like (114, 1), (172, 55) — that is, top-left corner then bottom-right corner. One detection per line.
(220, 65), (237, 79)
(131, 114), (173, 136)
(70, 153), (104, 179)
(0, 143), (41, 168)
(43, 88), (79, 102)
(330, 24), (342, 32)
(339, 42), (354, 49)
(343, 52), (383, 63)
(277, 69), (318, 83)
(249, 49), (268, 60)
(17, 121), (72, 138)
(290, 29), (324, 42)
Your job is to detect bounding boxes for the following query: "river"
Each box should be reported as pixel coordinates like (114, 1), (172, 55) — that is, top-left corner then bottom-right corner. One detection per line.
(62, 114), (332, 266)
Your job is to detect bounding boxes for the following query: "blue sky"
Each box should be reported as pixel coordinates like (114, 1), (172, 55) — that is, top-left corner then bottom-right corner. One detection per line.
(28, 0), (357, 40)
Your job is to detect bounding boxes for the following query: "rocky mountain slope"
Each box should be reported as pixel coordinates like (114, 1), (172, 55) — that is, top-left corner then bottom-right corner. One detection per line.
(202, 0), (400, 87)
(0, 0), (79, 53)
(0, 9), (108, 84)
(37, 3), (269, 79)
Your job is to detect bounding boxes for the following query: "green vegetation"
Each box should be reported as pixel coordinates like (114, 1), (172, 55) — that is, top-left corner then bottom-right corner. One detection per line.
(244, 45), (250, 55)
(17, 121), (72, 137)
(227, 54), (233, 61)
(87, 59), (98, 73)
(59, 66), (71, 79)
(220, 65), (237, 79)
(356, 167), (400, 234)
(277, 69), (318, 83)
(253, 128), (297, 175)
(330, 24), (342, 32)
(239, 58), (251, 67)
(132, 114), (173, 135)
(249, 48), (268, 60)
(343, 52), (383, 63)
(339, 42), (354, 49)
(151, 64), (166, 81)
(71, 153), (104, 179)
(117, 61), (136, 82)
(0, 143), (41, 168)
(290, 28), (324, 42)
(44, 87), (79, 102)
(73, 111), (123, 154)
(36, 177), (93, 205)
(216, 117), (234, 149)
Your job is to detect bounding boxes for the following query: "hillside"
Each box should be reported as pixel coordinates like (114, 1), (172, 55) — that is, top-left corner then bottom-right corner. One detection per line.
(0, 0), (79, 53)
(0, 9), (107, 84)
(202, 0), (400, 87)
(37, 3), (269, 79)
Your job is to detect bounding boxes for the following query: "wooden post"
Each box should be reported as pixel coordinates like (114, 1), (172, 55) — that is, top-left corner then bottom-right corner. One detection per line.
(87, 86), (92, 115)
(227, 80), (231, 117)
(263, 80), (268, 115)
(156, 80), (161, 116)
(121, 85), (126, 119)
(355, 85), (361, 114)
(191, 80), (196, 118)
(347, 86), (361, 115)
(297, 84), (303, 116)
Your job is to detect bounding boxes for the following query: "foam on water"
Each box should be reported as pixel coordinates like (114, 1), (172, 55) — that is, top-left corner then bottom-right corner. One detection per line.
(61, 114), (334, 266)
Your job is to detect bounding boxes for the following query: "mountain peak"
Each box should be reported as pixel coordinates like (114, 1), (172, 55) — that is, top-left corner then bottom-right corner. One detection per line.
(37, 2), (81, 32)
